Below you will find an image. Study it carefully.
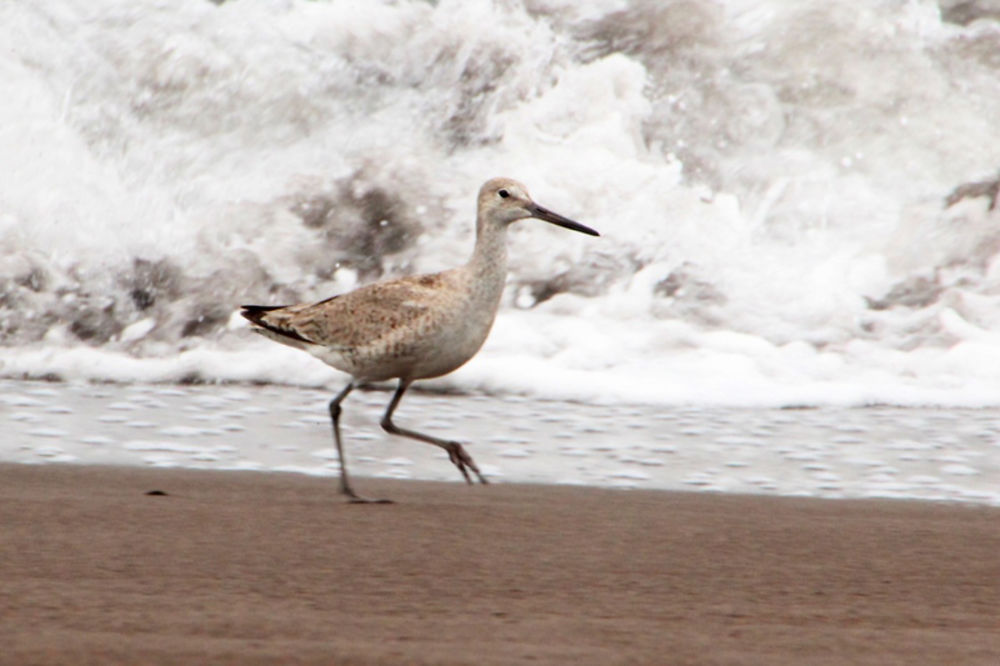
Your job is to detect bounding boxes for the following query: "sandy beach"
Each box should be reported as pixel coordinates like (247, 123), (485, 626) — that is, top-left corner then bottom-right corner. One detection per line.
(3, 462), (998, 665)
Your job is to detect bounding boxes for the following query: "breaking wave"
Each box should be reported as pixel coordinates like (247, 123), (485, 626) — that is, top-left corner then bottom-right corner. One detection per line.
(3, 0), (1000, 406)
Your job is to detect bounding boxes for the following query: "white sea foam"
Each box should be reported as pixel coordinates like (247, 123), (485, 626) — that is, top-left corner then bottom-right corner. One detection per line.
(2, 1), (1000, 408)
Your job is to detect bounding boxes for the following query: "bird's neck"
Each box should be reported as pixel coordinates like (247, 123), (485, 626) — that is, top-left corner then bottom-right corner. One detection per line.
(468, 221), (509, 281)
(462, 221), (509, 319)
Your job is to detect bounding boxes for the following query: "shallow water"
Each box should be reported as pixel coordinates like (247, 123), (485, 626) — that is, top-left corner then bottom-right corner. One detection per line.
(3, 379), (997, 506)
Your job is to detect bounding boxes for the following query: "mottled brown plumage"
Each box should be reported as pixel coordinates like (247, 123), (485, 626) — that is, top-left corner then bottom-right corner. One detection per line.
(241, 177), (599, 503)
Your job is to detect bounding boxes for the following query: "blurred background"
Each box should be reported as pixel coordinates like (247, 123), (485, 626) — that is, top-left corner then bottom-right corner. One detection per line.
(2, 0), (1000, 407)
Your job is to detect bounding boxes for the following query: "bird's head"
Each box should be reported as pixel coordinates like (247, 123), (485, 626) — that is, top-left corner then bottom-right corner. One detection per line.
(476, 177), (599, 237)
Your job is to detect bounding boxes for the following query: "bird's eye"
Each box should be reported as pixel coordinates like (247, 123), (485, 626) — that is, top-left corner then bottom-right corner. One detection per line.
(498, 189), (510, 199)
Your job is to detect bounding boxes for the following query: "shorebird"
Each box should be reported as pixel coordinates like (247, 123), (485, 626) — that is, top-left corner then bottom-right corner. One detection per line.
(241, 178), (599, 503)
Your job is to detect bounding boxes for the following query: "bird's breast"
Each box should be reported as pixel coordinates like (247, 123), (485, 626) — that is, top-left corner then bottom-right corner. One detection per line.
(404, 266), (505, 380)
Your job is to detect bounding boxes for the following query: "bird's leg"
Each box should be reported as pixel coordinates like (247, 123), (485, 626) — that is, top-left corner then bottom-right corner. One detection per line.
(329, 382), (392, 504)
(380, 380), (488, 485)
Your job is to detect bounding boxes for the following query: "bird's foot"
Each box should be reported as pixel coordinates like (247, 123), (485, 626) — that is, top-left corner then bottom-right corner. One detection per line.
(446, 442), (489, 485)
(348, 496), (394, 505)
(342, 487), (394, 504)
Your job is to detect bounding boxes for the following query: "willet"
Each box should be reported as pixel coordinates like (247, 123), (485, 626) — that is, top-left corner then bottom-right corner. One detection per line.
(241, 178), (599, 503)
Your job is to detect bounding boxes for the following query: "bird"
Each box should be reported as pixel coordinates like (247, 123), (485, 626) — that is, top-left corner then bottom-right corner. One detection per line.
(241, 177), (600, 503)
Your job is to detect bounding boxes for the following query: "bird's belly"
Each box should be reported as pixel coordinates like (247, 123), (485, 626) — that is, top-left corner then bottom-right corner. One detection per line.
(403, 315), (493, 380)
(311, 315), (493, 383)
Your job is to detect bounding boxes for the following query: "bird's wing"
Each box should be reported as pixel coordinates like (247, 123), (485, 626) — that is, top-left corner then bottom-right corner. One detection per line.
(245, 273), (453, 351)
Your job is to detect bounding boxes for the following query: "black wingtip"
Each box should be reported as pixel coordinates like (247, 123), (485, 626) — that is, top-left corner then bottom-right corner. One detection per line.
(240, 304), (315, 344)
(240, 304), (284, 326)
(240, 304), (285, 312)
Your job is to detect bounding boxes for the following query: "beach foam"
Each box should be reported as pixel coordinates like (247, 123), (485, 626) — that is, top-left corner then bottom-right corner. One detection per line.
(2, 1), (1000, 407)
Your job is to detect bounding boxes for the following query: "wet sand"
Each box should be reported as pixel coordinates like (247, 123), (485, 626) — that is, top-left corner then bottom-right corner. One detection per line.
(2, 463), (998, 665)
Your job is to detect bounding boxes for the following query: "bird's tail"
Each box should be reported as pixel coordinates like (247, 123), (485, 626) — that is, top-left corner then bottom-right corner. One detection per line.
(240, 304), (315, 345)
(239, 304), (285, 328)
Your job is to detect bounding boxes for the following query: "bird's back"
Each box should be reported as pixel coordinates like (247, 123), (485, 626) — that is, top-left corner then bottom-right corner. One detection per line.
(242, 266), (499, 382)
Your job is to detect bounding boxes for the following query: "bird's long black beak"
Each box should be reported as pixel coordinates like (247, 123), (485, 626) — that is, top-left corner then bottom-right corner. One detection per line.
(529, 204), (600, 237)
